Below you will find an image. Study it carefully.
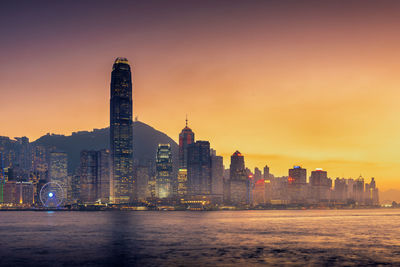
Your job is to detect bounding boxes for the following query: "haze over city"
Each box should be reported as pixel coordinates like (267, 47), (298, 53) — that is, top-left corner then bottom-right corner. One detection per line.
(1, 0), (400, 191)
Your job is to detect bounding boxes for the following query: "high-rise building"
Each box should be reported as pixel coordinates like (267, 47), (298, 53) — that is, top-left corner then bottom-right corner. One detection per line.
(263, 165), (270, 179)
(110, 57), (134, 204)
(177, 169), (188, 198)
(334, 178), (347, 203)
(353, 176), (365, 204)
(49, 151), (68, 201)
(211, 154), (224, 199)
(187, 141), (211, 196)
(79, 150), (110, 203)
(228, 151), (249, 205)
(288, 166), (307, 204)
(156, 144), (173, 198)
(135, 165), (151, 201)
(365, 177), (379, 205)
(310, 168), (331, 203)
(179, 119), (195, 169)
(289, 166), (307, 184)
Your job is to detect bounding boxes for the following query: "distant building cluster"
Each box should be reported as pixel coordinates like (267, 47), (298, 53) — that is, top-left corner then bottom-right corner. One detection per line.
(0, 57), (381, 209)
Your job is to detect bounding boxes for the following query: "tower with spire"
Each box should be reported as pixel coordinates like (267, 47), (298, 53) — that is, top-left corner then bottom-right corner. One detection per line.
(179, 117), (195, 169)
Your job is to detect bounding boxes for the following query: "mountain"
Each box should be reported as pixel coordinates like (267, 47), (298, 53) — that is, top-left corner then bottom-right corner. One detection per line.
(33, 121), (179, 173)
(380, 189), (400, 204)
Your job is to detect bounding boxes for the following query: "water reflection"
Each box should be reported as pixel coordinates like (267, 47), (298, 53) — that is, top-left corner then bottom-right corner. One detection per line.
(0, 209), (399, 266)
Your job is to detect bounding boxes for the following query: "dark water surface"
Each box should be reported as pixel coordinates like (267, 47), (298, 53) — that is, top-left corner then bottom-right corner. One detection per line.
(0, 209), (399, 266)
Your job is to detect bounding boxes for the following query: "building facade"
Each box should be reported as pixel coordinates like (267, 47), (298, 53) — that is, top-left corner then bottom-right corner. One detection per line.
(110, 57), (134, 204)
(156, 144), (173, 198)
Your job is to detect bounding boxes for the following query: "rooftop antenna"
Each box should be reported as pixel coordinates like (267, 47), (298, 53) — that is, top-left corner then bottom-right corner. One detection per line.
(185, 114), (188, 127)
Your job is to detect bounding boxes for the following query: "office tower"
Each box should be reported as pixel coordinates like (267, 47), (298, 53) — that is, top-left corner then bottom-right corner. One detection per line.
(135, 165), (151, 201)
(289, 166), (307, 184)
(365, 177), (379, 205)
(310, 168), (331, 203)
(263, 165), (270, 179)
(288, 166), (307, 204)
(79, 151), (98, 203)
(156, 144), (173, 198)
(211, 154), (224, 199)
(187, 141), (212, 196)
(353, 176), (365, 205)
(334, 178), (347, 203)
(110, 57), (134, 204)
(228, 151), (249, 205)
(177, 169), (188, 198)
(179, 118), (195, 169)
(3, 181), (34, 205)
(49, 151), (68, 201)
(79, 150), (110, 203)
(32, 145), (48, 181)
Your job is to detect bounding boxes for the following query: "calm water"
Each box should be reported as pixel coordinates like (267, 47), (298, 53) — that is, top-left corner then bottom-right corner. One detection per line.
(0, 209), (399, 266)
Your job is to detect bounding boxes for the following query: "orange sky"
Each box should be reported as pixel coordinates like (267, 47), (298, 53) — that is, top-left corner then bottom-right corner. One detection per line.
(1, 1), (400, 190)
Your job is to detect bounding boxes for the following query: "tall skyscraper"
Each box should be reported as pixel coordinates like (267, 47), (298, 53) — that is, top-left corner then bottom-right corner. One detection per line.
(211, 154), (224, 197)
(156, 144), (173, 198)
(49, 151), (68, 201)
(187, 141), (212, 196)
(79, 150), (110, 203)
(110, 57), (134, 204)
(179, 118), (195, 169)
(228, 151), (249, 205)
(288, 166), (307, 203)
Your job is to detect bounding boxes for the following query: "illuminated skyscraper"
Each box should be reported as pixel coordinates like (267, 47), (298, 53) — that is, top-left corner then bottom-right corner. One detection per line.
(110, 57), (134, 204)
(49, 151), (68, 201)
(179, 118), (195, 169)
(156, 144), (173, 198)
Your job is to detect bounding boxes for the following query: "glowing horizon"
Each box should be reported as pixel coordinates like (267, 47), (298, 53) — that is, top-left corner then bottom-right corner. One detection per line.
(1, 0), (400, 190)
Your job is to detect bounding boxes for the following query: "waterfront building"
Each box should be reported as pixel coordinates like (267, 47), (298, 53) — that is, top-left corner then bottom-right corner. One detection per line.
(353, 176), (365, 204)
(228, 151), (249, 205)
(309, 169), (331, 203)
(288, 166), (307, 204)
(365, 177), (379, 205)
(334, 178), (348, 203)
(211, 154), (224, 202)
(179, 119), (195, 169)
(49, 151), (68, 201)
(177, 169), (188, 198)
(156, 144), (173, 198)
(135, 165), (151, 201)
(3, 181), (34, 205)
(187, 141), (212, 196)
(110, 57), (134, 204)
(79, 150), (110, 203)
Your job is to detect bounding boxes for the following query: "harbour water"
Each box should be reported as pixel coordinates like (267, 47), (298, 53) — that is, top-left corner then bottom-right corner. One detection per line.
(0, 209), (399, 266)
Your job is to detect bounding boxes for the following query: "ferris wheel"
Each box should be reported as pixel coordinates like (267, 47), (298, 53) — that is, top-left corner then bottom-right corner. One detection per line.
(39, 182), (64, 208)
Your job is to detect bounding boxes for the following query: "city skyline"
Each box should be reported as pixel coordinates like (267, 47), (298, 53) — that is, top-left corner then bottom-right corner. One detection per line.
(1, 0), (400, 191)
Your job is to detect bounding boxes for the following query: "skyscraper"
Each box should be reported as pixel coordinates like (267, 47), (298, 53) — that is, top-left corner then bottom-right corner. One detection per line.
(79, 150), (110, 203)
(49, 151), (68, 201)
(179, 118), (195, 169)
(187, 141), (212, 196)
(156, 144), (173, 198)
(228, 151), (249, 205)
(288, 166), (307, 204)
(110, 57), (134, 204)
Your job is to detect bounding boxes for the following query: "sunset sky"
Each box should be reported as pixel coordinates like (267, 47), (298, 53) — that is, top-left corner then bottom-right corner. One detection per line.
(1, 0), (400, 190)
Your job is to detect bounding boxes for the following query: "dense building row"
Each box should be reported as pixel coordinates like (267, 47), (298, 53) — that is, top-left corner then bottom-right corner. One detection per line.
(0, 57), (380, 208)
